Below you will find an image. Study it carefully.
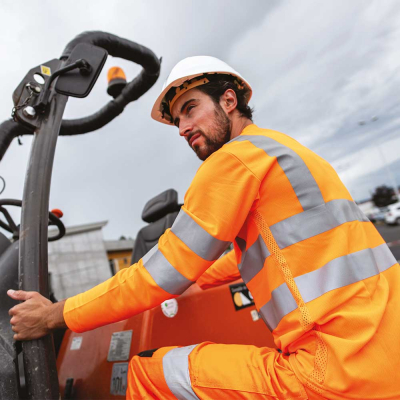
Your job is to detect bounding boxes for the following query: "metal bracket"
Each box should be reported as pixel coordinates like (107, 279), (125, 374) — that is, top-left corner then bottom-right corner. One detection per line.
(12, 59), (61, 130)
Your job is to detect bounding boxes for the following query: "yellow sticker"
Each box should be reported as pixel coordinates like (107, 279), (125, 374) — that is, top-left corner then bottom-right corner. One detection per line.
(40, 65), (51, 76)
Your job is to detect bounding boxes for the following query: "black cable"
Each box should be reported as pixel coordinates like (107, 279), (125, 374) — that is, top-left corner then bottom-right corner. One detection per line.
(0, 176), (5, 195)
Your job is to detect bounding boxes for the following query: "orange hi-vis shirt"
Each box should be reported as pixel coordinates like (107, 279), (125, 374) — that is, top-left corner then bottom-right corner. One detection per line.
(64, 124), (400, 399)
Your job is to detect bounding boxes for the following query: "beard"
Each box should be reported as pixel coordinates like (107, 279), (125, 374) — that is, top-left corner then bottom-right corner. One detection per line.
(188, 103), (232, 161)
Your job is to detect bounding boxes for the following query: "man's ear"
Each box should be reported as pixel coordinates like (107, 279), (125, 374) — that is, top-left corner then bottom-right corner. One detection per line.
(220, 89), (238, 115)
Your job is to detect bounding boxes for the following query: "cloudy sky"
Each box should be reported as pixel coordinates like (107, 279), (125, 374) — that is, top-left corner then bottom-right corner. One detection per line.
(1, 0), (400, 240)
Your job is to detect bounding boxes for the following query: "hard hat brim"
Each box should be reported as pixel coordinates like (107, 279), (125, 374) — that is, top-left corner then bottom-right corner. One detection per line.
(151, 71), (252, 126)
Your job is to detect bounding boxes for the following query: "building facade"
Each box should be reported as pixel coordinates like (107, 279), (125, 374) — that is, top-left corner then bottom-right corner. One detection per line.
(104, 239), (135, 275)
(48, 221), (111, 300)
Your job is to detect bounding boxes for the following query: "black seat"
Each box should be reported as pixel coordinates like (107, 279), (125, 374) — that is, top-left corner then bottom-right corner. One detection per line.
(131, 189), (181, 264)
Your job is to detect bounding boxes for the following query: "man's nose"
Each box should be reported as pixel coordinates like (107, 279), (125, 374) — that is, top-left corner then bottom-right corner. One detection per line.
(179, 121), (193, 139)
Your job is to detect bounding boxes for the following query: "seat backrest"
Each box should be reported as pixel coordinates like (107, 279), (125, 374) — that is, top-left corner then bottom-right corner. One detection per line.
(131, 212), (179, 264)
(141, 188), (179, 223)
(131, 189), (181, 264)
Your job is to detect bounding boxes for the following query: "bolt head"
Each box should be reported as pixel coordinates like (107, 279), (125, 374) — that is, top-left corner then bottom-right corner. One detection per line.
(23, 106), (36, 118)
(27, 82), (41, 93)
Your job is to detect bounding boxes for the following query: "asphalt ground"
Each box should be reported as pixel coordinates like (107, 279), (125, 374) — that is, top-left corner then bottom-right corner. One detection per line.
(374, 222), (400, 261)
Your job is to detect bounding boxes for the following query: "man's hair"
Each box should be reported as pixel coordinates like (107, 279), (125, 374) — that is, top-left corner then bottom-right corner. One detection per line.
(196, 79), (254, 121)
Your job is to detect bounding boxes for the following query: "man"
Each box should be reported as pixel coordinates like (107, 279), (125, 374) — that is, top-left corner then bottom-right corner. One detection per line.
(8, 56), (400, 399)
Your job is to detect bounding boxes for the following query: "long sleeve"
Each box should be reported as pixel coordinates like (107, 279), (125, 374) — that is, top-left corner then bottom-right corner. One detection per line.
(63, 149), (261, 332)
(196, 250), (240, 289)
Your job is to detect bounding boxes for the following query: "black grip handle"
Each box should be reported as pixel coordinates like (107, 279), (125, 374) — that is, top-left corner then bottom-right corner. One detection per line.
(61, 31), (160, 74)
(59, 31), (160, 135)
(0, 119), (32, 161)
(1, 31), (161, 148)
(48, 211), (66, 242)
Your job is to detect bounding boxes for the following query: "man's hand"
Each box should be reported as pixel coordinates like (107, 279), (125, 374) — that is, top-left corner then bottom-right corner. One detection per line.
(7, 290), (67, 341)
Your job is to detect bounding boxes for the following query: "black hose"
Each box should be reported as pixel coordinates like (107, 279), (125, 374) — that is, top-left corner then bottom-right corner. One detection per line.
(0, 176), (5, 195)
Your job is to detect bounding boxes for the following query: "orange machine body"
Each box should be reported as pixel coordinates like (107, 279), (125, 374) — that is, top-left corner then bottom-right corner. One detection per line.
(57, 281), (274, 399)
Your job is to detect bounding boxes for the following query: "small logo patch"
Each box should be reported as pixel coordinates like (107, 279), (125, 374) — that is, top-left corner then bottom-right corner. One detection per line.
(229, 282), (255, 311)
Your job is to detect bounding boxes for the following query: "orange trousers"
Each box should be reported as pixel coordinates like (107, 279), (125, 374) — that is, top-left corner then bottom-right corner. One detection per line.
(127, 342), (313, 400)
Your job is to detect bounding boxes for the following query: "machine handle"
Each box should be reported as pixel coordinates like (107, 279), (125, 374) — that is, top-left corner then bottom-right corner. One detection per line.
(0, 31), (160, 160)
(0, 119), (32, 161)
(8, 31), (160, 400)
(59, 31), (160, 135)
(0, 199), (66, 242)
(48, 211), (66, 242)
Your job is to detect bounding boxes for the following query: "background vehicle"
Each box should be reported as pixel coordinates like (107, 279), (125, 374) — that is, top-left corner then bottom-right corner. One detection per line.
(385, 201), (400, 225)
(367, 206), (387, 223)
(0, 31), (274, 400)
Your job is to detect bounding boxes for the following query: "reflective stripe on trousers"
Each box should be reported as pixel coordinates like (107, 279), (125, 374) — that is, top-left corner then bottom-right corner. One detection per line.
(162, 345), (200, 400)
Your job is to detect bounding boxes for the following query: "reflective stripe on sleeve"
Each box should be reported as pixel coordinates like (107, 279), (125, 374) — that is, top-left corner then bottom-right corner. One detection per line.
(171, 209), (231, 261)
(260, 243), (397, 331)
(270, 199), (369, 249)
(142, 245), (193, 295)
(239, 235), (270, 283)
(231, 135), (324, 211)
(163, 345), (200, 400)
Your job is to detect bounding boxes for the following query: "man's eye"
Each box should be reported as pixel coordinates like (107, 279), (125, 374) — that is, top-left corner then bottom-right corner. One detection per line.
(187, 105), (195, 113)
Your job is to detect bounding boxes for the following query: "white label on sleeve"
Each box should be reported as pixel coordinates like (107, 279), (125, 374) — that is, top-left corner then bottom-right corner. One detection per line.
(161, 298), (178, 318)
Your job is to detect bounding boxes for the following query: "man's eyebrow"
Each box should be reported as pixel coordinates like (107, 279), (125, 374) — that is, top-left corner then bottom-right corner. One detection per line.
(173, 98), (198, 127)
(180, 98), (197, 114)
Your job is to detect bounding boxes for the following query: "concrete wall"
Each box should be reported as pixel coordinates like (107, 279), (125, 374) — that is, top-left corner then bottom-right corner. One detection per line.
(48, 229), (111, 300)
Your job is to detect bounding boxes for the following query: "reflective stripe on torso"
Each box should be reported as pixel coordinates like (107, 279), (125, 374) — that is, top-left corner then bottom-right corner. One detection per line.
(224, 126), (400, 397)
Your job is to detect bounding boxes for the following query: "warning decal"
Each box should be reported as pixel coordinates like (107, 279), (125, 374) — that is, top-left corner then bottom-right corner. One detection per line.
(229, 282), (255, 311)
(110, 362), (128, 396)
(250, 309), (260, 321)
(40, 65), (51, 76)
(70, 336), (83, 350)
(107, 330), (133, 362)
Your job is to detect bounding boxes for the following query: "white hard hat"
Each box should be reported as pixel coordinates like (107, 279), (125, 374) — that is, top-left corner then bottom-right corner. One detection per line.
(151, 56), (252, 125)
